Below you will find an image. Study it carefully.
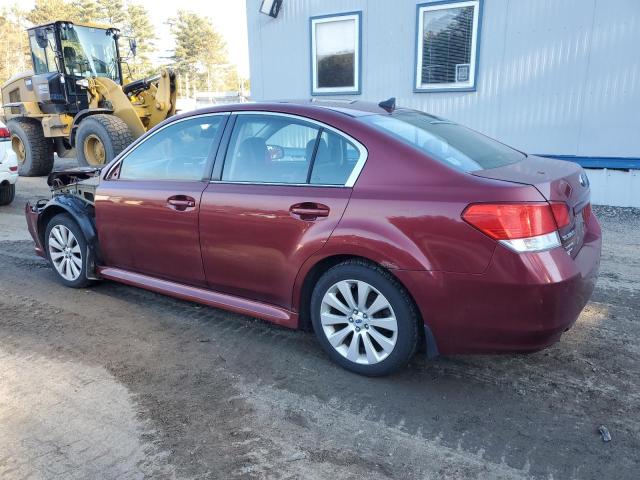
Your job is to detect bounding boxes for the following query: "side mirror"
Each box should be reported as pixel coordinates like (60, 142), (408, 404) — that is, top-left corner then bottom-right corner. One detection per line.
(129, 38), (138, 57)
(267, 144), (285, 161)
(35, 28), (49, 49)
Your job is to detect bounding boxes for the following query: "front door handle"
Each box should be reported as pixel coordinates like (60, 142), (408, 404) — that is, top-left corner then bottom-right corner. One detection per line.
(167, 195), (196, 211)
(289, 202), (330, 221)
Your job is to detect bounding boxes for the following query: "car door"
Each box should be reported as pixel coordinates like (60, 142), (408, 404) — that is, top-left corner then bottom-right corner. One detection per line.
(95, 113), (228, 287)
(199, 112), (366, 309)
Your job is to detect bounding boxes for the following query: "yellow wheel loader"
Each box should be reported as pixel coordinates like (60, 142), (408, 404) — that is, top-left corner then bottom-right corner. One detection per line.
(0, 21), (177, 176)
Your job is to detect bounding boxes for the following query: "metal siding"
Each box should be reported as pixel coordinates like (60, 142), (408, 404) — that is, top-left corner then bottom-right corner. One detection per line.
(246, 0), (640, 163)
(586, 168), (640, 208)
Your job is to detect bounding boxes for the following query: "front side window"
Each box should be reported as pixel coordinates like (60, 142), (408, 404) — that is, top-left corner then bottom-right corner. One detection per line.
(310, 12), (361, 95)
(415, 0), (481, 91)
(119, 116), (224, 181)
(361, 110), (524, 172)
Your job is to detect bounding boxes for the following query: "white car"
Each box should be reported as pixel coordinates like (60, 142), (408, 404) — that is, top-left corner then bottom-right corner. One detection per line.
(0, 121), (18, 205)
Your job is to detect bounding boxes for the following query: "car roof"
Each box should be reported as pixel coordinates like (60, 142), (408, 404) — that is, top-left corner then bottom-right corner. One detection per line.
(185, 99), (422, 120)
(277, 99), (392, 117)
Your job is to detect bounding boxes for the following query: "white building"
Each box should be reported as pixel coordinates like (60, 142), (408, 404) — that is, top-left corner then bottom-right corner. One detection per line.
(246, 0), (640, 207)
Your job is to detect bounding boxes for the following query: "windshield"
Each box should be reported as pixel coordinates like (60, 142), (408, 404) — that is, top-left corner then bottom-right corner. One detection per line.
(61, 25), (120, 83)
(361, 111), (525, 172)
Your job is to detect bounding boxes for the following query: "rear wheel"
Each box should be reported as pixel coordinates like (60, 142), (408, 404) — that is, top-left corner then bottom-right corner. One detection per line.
(311, 260), (420, 376)
(7, 118), (54, 176)
(76, 114), (134, 167)
(45, 214), (91, 288)
(0, 183), (15, 205)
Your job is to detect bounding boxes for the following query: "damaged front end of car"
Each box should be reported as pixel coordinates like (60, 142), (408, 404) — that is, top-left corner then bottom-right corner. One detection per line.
(26, 167), (102, 279)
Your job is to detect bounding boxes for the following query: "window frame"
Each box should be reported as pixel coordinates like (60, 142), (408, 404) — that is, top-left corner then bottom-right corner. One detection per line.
(104, 112), (229, 182)
(309, 11), (362, 96)
(212, 111), (368, 188)
(414, 0), (483, 93)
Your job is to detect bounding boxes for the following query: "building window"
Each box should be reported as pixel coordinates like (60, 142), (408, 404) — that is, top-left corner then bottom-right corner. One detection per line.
(415, 0), (482, 92)
(310, 12), (361, 95)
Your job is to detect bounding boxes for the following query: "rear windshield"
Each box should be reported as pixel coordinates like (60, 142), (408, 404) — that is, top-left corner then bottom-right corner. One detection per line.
(360, 111), (525, 172)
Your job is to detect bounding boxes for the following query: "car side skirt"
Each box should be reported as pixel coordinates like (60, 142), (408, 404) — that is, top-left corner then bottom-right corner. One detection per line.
(97, 267), (299, 329)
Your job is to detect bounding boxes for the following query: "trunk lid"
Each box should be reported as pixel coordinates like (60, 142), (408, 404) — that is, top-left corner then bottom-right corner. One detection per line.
(473, 156), (591, 257)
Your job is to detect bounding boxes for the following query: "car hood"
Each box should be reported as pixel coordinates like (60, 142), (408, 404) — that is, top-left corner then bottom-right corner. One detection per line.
(48, 167), (101, 188)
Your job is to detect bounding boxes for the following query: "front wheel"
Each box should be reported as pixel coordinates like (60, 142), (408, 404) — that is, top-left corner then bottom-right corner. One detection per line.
(76, 114), (134, 167)
(45, 214), (91, 288)
(311, 260), (420, 376)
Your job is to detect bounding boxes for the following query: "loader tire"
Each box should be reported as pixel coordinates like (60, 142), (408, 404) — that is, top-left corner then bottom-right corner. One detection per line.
(7, 118), (54, 176)
(76, 114), (134, 167)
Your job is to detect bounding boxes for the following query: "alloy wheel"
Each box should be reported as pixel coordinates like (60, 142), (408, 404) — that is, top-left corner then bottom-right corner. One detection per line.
(48, 224), (83, 281)
(320, 279), (398, 365)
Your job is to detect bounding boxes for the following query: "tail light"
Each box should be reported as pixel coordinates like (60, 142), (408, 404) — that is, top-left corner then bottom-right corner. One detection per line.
(9, 166), (18, 172)
(0, 127), (10, 139)
(462, 202), (570, 252)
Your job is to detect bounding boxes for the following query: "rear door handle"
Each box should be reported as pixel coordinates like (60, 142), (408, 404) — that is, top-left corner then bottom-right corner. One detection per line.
(167, 195), (196, 211)
(289, 202), (330, 220)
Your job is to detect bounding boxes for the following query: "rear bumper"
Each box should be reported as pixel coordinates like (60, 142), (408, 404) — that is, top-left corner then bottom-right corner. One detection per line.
(0, 171), (18, 185)
(25, 201), (46, 257)
(396, 216), (602, 355)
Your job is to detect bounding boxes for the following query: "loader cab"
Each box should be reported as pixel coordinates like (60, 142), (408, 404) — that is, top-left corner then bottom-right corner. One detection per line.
(27, 21), (123, 115)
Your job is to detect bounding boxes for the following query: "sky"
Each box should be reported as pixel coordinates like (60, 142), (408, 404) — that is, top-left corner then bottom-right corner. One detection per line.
(0, 0), (250, 77)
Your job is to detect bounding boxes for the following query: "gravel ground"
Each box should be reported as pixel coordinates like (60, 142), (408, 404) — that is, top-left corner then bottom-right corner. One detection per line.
(0, 163), (638, 479)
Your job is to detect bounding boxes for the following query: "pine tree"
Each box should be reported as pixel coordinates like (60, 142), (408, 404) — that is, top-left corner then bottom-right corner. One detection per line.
(0, 7), (31, 83)
(71, 0), (101, 24)
(97, 0), (126, 27)
(123, 2), (156, 79)
(168, 10), (228, 97)
(26, 0), (74, 25)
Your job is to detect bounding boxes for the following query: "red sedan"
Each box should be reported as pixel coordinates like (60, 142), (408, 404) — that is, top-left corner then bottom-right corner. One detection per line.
(26, 100), (601, 375)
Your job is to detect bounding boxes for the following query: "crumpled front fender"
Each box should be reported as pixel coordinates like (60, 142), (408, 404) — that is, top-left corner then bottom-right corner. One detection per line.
(26, 194), (100, 279)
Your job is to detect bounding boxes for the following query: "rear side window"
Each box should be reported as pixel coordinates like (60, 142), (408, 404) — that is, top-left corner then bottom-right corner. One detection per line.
(361, 111), (525, 172)
(29, 30), (58, 74)
(310, 130), (359, 185)
(222, 114), (320, 184)
(221, 113), (364, 186)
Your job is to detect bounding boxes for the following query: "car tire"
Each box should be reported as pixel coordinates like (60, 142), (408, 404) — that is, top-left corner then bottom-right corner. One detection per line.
(310, 259), (420, 376)
(45, 214), (91, 288)
(7, 118), (54, 176)
(76, 114), (134, 167)
(0, 183), (15, 205)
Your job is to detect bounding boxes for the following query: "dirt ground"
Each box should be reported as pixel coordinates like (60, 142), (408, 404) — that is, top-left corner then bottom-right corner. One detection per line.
(0, 162), (638, 479)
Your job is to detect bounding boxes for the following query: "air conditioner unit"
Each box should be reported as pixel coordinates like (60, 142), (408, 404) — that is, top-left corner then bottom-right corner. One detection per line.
(260, 0), (283, 18)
